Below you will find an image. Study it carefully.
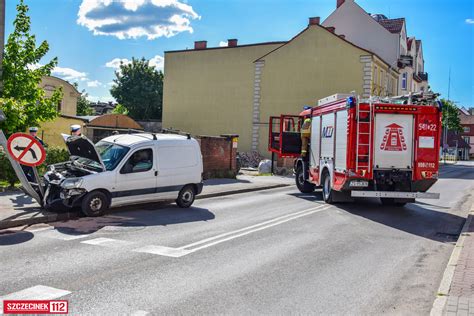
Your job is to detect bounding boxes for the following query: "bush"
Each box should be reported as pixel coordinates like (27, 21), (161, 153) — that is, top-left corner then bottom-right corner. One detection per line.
(0, 146), (70, 186)
(0, 151), (19, 187)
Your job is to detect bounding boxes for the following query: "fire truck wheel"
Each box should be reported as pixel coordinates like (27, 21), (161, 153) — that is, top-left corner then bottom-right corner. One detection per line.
(295, 165), (315, 193)
(322, 171), (334, 204)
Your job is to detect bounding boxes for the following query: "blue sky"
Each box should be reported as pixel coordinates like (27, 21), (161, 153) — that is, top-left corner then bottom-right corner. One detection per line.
(5, 0), (474, 107)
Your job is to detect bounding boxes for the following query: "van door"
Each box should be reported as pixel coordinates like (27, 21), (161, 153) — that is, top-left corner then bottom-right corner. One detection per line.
(112, 147), (158, 206)
(156, 145), (200, 199)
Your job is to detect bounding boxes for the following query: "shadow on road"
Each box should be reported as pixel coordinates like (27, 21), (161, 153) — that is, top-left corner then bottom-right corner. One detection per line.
(0, 230), (34, 246)
(50, 205), (215, 235)
(289, 192), (466, 243)
(439, 164), (474, 180)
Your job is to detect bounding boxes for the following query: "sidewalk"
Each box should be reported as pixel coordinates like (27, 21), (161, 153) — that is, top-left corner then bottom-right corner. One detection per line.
(432, 198), (474, 316)
(0, 175), (293, 230)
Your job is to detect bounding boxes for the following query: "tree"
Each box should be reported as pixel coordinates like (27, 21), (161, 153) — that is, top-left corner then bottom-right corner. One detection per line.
(74, 83), (94, 116)
(110, 58), (163, 120)
(0, 0), (62, 135)
(441, 99), (462, 132)
(112, 103), (128, 115)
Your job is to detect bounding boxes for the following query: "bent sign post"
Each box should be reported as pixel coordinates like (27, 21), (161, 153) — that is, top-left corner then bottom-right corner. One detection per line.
(7, 133), (47, 198)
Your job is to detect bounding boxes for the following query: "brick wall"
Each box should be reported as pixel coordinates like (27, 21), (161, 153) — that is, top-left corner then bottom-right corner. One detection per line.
(198, 134), (238, 179)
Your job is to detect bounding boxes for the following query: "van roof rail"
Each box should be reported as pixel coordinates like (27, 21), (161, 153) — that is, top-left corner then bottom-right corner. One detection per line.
(162, 128), (192, 139)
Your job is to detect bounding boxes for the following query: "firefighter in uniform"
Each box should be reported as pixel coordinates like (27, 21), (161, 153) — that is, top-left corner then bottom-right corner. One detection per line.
(300, 117), (311, 157)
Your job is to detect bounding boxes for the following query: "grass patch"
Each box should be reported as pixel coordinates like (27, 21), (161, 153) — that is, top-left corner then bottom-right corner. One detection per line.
(257, 173), (273, 176)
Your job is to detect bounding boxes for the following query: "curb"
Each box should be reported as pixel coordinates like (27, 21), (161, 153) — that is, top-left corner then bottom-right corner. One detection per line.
(0, 183), (291, 230)
(430, 196), (474, 316)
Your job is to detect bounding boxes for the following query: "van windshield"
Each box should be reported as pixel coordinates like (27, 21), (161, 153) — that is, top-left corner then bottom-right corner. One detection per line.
(95, 141), (130, 171)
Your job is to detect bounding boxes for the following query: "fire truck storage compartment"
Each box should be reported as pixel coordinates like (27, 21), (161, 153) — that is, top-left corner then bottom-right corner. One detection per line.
(335, 110), (348, 170)
(374, 113), (414, 169)
(320, 113), (335, 159)
(310, 116), (321, 167)
(269, 115), (302, 156)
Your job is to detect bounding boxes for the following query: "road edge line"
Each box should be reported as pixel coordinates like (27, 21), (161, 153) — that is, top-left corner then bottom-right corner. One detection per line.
(430, 194), (474, 316)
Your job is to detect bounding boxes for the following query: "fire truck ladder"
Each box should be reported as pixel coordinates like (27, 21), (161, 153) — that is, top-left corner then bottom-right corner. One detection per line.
(355, 100), (373, 173)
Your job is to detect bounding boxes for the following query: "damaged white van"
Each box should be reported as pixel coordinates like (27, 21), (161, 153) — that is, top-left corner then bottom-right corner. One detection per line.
(43, 133), (203, 216)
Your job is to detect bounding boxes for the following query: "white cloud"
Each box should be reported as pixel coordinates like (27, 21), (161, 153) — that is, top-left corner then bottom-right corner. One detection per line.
(105, 57), (128, 69)
(87, 80), (102, 87)
(105, 54), (164, 70)
(219, 41), (227, 47)
(149, 55), (164, 69)
(52, 66), (88, 82)
(77, 0), (200, 40)
(466, 18), (474, 24)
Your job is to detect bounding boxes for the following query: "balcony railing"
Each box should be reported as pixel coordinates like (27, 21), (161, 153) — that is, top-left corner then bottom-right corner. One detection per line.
(398, 55), (413, 67)
(418, 72), (428, 81)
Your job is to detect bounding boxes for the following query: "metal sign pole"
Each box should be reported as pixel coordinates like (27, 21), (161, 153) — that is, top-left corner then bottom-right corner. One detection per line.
(32, 166), (44, 197)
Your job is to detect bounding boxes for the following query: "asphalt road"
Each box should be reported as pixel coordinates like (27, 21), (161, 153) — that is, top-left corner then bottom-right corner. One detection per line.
(0, 163), (473, 315)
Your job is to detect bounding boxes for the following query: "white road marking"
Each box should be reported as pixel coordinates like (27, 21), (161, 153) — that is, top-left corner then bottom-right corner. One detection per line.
(182, 204), (328, 249)
(81, 237), (134, 248)
(133, 245), (192, 258)
(134, 204), (330, 258)
(0, 285), (70, 313)
(131, 310), (149, 316)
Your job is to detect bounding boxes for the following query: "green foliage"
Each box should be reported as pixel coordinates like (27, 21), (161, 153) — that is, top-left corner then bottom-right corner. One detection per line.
(441, 99), (462, 132)
(76, 89), (94, 116)
(0, 151), (19, 187)
(111, 103), (128, 115)
(0, 147), (70, 187)
(0, 0), (62, 136)
(110, 58), (163, 120)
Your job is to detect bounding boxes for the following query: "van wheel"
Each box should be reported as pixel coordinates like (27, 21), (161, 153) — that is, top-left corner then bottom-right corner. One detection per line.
(81, 191), (108, 217)
(322, 171), (334, 204)
(295, 165), (315, 193)
(176, 185), (195, 208)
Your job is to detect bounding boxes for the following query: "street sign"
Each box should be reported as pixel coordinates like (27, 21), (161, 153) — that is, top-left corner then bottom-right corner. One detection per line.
(7, 133), (46, 167)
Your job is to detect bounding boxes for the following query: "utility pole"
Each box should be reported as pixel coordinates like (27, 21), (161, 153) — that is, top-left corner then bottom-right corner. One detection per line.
(443, 67), (452, 164)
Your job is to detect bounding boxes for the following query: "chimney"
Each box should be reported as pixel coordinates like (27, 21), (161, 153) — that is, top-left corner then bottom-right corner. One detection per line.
(326, 26), (336, 33)
(308, 17), (320, 26)
(194, 41), (207, 50)
(339, 34), (345, 39)
(228, 39), (238, 47)
(337, 0), (345, 8)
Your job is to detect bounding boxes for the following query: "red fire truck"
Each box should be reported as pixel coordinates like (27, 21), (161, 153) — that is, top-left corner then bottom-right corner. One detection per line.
(269, 93), (442, 205)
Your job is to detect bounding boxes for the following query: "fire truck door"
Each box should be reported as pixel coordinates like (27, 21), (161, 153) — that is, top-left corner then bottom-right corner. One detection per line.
(374, 113), (414, 169)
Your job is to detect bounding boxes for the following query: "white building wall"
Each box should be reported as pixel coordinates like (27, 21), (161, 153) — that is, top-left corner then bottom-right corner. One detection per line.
(323, 0), (398, 67)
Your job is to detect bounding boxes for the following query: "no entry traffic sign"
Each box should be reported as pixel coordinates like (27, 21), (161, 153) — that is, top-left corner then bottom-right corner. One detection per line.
(7, 133), (46, 167)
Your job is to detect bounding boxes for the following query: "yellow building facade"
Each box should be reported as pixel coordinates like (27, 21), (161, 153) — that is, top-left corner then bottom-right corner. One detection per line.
(163, 19), (398, 156)
(37, 76), (82, 147)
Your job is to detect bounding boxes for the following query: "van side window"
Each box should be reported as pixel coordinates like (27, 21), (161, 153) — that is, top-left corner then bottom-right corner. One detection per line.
(120, 148), (153, 174)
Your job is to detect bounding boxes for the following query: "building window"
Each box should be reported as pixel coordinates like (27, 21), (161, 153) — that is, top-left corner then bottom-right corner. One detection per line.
(401, 72), (407, 90)
(464, 126), (471, 133)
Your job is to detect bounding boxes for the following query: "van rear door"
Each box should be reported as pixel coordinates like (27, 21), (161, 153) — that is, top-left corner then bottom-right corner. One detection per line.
(374, 113), (414, 169)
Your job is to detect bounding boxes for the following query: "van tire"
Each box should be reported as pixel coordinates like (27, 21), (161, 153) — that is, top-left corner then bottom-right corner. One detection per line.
(322, 171), (334, 204)
(295, 165), (315, 193)
(176, 185), (195, 208)
(81, 191), (108, 217)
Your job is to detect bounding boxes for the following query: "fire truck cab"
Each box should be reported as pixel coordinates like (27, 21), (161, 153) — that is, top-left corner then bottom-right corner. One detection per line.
(269, 93), (442, 205)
